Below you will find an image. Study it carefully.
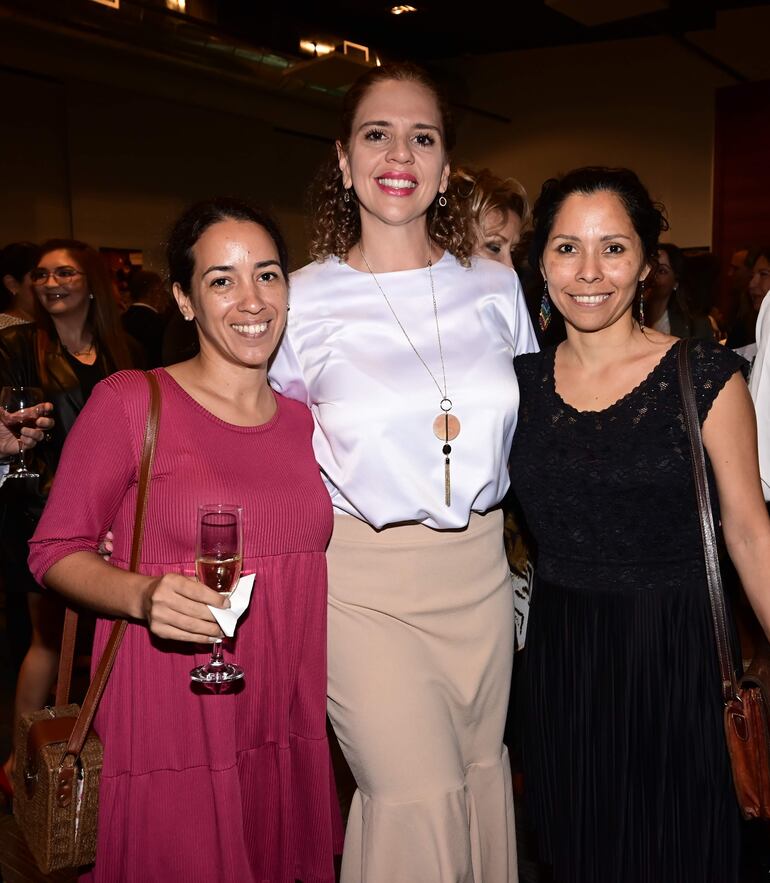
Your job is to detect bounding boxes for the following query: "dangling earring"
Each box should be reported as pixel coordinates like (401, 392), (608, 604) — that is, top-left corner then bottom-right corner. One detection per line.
(437, 194), (448, 208)
(343, 188), (351, 204)
(539, 281), (552, 332)
(89, 292), (94, 300)
(638, 290), (646, 328)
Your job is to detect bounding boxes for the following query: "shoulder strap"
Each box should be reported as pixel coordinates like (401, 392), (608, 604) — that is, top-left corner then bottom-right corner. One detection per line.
(55, 373), (161, 790)
(677, 339), (739, 704)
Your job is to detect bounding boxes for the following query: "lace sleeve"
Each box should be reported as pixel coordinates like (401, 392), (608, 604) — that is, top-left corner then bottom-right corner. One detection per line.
(513, 349), (549, 427)
(689, 339), (749, 423)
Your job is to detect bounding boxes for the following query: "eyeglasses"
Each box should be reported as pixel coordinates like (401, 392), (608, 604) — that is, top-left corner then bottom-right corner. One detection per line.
(30, 267), (85, 284)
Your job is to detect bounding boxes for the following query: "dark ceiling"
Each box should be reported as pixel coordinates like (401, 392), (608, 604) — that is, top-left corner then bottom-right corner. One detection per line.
(2, 0), (766, 99)
(215, 0), (766, 62)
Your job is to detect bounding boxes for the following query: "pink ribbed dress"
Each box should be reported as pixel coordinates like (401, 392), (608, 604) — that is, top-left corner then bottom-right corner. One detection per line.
(29, 369), (342, 883)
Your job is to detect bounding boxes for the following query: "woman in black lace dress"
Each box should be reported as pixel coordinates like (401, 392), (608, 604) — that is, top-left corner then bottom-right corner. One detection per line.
(509, 167), (770, 883)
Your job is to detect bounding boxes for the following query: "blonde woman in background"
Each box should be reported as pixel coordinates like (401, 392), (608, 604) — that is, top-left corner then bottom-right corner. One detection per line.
(452, 166), (530, 270)
(454, 165), (533, 638)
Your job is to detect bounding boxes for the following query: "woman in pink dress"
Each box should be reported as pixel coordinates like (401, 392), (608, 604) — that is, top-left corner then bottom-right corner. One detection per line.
(28, 198), (342, 882)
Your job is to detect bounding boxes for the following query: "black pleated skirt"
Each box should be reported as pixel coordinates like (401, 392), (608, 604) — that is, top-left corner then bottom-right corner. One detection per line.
(522, 576), (741, 883)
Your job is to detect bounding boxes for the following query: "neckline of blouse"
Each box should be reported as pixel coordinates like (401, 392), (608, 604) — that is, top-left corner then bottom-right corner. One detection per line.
(157, 368), (283, 434)
(339, 249), (452, 277)
(549, 340), (680, 417)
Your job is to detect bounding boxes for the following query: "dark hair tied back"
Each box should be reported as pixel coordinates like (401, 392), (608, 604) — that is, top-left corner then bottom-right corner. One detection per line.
(529, 166), (669, 273)
(167, 197), (289, 293)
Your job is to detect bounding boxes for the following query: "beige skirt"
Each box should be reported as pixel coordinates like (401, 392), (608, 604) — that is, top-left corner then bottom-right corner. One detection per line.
(327, 509), (517, 883)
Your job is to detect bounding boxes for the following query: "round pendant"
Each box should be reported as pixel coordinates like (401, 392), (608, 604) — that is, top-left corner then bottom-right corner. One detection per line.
(433, 412), (461, 441)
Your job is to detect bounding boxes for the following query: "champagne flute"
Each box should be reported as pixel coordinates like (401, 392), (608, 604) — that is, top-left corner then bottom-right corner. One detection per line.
(0, 386), (45, 479)
(190, 503), (244, 686)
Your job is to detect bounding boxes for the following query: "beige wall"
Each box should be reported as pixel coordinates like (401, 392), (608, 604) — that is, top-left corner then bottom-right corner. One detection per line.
(440, 22), (770, 248)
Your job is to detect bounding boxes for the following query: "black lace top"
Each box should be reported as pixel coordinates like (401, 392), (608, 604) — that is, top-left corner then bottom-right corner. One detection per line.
(509, 340), (747, 592)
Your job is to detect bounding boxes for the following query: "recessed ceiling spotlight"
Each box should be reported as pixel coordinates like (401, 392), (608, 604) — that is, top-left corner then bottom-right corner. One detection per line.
(391, 5), (417, 14)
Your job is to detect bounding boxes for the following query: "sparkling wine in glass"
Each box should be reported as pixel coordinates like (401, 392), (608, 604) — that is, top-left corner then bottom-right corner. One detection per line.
(0, 386), (45, 479)
(190, 504), (244, 686)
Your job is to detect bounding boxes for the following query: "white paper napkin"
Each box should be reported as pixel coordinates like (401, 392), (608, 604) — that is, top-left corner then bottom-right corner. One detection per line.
(207, 572), (255, 638)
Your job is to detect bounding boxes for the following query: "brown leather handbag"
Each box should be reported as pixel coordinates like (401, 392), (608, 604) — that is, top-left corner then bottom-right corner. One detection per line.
(13, 372), (161, 872)
(678, 340), (770, 819)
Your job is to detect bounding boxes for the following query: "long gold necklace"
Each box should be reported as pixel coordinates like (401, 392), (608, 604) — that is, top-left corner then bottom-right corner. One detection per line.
(358, 244), (461, 506)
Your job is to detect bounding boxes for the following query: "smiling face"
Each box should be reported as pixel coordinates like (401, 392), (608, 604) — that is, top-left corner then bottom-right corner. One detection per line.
(337, 78), (450, 237)
(172, 219), (288, 372)
(475, 208), (522, 269)
(541, 190), (650, 333)
(32, 249), (91, 322)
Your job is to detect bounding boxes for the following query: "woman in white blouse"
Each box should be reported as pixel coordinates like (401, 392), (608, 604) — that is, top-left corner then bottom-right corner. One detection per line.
(270, 62), (537, 883)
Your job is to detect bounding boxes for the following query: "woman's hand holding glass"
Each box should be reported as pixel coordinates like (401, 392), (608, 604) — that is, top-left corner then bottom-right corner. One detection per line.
(141, 572), (228, 644)
(190, 504), (244, 685)
(0, 386), (54, 468)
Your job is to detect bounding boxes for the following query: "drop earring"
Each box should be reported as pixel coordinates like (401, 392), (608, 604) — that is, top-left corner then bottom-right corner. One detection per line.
(437, 194), (448, 208)
(539, 281), (552, 332)
(638, 291), (645, 328)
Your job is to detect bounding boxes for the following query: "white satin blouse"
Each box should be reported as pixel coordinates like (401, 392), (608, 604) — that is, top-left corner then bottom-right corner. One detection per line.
(270, 252), (539, 529)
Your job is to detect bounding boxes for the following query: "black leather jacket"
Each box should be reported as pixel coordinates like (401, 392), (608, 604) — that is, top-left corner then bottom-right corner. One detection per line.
(0, 324), (117, 519)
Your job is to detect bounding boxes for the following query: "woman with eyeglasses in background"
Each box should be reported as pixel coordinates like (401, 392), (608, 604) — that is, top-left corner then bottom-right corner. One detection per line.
(0, 238), (135, 793)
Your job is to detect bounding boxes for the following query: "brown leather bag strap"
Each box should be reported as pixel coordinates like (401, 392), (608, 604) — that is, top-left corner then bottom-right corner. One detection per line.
(677, 339), (740, 704)
(57, 372), (161, 777)
(54, 607), (79, 706)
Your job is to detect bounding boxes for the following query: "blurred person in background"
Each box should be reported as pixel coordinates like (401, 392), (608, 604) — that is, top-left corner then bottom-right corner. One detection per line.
(726, 247), (764, 348)
(0, 241), (39, 330)
(748, 247), (770, 318)
(644, 242), (713, 338)
(683, 251), (725, 342)
(121, 268), (168, 368)
(0, 237), (136, 792)
(453, 164), (533, 596)
(452, 165), (529, 269)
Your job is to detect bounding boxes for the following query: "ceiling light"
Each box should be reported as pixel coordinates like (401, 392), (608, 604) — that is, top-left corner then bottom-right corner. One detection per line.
(300, 39), (336, 56)
(166, 0), (186, 10)
(391, 5), (417, 14)
(89, 0), (120, 7)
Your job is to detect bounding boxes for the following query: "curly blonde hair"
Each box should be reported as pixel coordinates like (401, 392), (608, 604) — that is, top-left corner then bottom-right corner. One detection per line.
(308, 63), (475, 267)
(451, 166), (530, 239)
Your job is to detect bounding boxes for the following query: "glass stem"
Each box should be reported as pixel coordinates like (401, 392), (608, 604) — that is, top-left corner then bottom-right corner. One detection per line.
(16, 439), (26, 472)
(210, 638), (224, 667)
